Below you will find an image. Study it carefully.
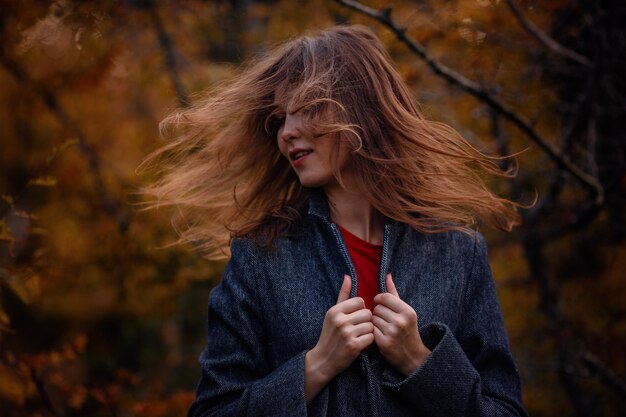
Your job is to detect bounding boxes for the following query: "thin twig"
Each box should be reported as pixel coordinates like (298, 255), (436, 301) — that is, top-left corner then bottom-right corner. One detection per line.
(0, 49), (131, 233)
(579, 351), (626, 398)
(506, 0), (593, 68)
(29, 364), (64, 417)
(335, 0), (603, 203)
(539, 175), (623, 241)
(149, 4), (189, 108)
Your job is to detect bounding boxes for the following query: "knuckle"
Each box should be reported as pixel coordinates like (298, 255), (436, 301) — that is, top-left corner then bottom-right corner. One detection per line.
(407, 309), (417, 322)
(346, 339), (359, 353)
(332, 316), (345, 328)
(330, 304), (340, 312)
(378, 338), (392, 350)
(339, 326), (352, 339)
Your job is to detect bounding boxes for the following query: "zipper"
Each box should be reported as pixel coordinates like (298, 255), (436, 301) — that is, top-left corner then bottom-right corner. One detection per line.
(378, 222), (393, 293)
(319, 215), (394, 295)
(326, 219), (389, 417)
(309, 195), (392, 417)
(330, 222), (359, 297)
(309, 209), (359, 292)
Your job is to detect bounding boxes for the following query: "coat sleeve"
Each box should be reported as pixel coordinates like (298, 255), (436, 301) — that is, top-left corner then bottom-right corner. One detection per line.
(188, 240), (308, 417)
(380, 234), (528, 417)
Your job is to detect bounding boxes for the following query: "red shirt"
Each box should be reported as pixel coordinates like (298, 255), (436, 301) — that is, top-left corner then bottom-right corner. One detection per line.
(337, 224), (382, 311)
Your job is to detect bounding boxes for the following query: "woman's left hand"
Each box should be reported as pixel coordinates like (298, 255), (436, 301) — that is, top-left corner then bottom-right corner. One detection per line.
(372, 273), (431, 376)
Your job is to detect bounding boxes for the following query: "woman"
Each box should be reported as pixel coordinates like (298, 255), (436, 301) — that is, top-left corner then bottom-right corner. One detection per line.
(142, 25), (527, 416)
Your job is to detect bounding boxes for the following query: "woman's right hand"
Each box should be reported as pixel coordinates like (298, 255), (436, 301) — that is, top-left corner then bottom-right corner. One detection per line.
(304, 275), (374, 402)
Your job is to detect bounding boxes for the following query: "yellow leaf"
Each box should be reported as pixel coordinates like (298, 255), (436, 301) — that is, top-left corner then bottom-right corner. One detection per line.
(0, 364), (26, 405)
(69, 385), (88, 409)
(5, 271), (41, 304)
(30, 227), (48, 236)
(58, 138), (79, 152)
(28, 176), (57, 187)
(0, 221), (13, 242)
(12, 210), (38, 220)
(1, 195), (14, 205)
(48, 351), (62, 367)
(0, 308), (11, 331)
(46, 138), (79, 165)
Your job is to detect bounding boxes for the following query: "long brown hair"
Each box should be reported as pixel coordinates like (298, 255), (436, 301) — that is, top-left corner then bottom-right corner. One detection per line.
(138, 24), (521, 260)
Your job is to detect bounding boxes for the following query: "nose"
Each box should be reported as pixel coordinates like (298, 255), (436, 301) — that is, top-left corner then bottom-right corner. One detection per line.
(278, 113), (301, 143)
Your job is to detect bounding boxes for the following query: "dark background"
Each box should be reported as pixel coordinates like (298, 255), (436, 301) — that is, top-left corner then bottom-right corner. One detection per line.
(1, 1), (625, 416)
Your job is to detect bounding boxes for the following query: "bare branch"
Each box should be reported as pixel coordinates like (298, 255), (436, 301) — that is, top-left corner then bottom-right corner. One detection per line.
(522, 237), (597, 415)
(539, 172), (624, 241)
(506, 0), (593, 68)
(28, 364), (64, 417)
(541, 199), (603, 241)
(335, 0), (603, 202)
(580, 351), (626, 397)
(0, 49), (131, 233)
(148, 4), (189, 108)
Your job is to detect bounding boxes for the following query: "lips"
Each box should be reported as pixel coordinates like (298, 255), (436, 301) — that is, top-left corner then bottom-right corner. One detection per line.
(288, 148), (313, 162)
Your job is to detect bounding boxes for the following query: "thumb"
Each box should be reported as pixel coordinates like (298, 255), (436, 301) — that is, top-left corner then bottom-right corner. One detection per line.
(336, 275), (352, 304)
(386, 273), (399, 297)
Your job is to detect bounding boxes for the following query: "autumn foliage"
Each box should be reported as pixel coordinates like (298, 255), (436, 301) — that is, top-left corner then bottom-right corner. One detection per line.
(1, 1), (625, 416)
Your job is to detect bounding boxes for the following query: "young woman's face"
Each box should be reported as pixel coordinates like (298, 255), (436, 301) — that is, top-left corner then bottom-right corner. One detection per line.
(276, 112), (352, 189)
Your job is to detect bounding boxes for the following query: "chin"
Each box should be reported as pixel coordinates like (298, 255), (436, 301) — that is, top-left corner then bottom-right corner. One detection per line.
(294, 174), (322, 187)
(298, 180), (324, 188)
(296, 176), (337, 189)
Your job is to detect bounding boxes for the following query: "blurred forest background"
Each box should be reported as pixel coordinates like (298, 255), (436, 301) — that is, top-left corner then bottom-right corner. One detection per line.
(1, 0), (625, 416)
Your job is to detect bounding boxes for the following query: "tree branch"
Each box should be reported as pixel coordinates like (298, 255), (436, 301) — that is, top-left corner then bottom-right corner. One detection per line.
(521, 237), (597, 415)
(579, 350), (626, 397)
(148, 4), (189, 108)
(0, 49), (131, 233)
(506, 0), (593, 68)
(335, 0), (603, 202)
(28, 364), (64, 417)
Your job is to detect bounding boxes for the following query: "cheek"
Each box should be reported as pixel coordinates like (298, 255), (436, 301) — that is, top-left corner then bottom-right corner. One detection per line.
(276, 137), (288, 159)
(335, 141), (354, 170)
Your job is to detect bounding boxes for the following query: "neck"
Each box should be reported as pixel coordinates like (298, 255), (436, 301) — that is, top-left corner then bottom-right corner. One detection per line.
(324, 181), (385, 245)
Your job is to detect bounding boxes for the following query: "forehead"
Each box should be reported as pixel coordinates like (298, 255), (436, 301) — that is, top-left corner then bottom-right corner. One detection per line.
(272, 84), (341, 120)
(272, 80), (298, 112)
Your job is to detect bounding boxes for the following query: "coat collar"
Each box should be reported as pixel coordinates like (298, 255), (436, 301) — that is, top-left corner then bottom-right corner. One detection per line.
(306, 188), (332, 224)
(305, 187), (401, 294)
(306, 187), (399, 230)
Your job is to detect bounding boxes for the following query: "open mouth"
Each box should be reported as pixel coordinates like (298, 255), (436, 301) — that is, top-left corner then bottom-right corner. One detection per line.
(289, 149), (313, 161)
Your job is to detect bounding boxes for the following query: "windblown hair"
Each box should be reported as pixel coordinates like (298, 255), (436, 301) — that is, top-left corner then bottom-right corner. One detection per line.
(139, 24), (521, 260)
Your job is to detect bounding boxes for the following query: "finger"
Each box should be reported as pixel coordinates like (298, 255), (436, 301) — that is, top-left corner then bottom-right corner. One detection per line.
(352, 321), (375, 337)
(343, 308), (373, 325)
(353, 332), (375, 350)
(372, 304), (396, 324)
(373, 292), (407, 314)
(336, 297), (366, 314)
(372, 326), (387, 345)
(386, 273), (399, 297)
(336, 275), (352, 304)
(371, 315), (391, 335)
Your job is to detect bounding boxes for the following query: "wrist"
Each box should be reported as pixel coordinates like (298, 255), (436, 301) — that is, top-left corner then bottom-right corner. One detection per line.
(403, 345), (431, 376)
(305, 348), (323, 379)
(304, 348), (332, 402)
